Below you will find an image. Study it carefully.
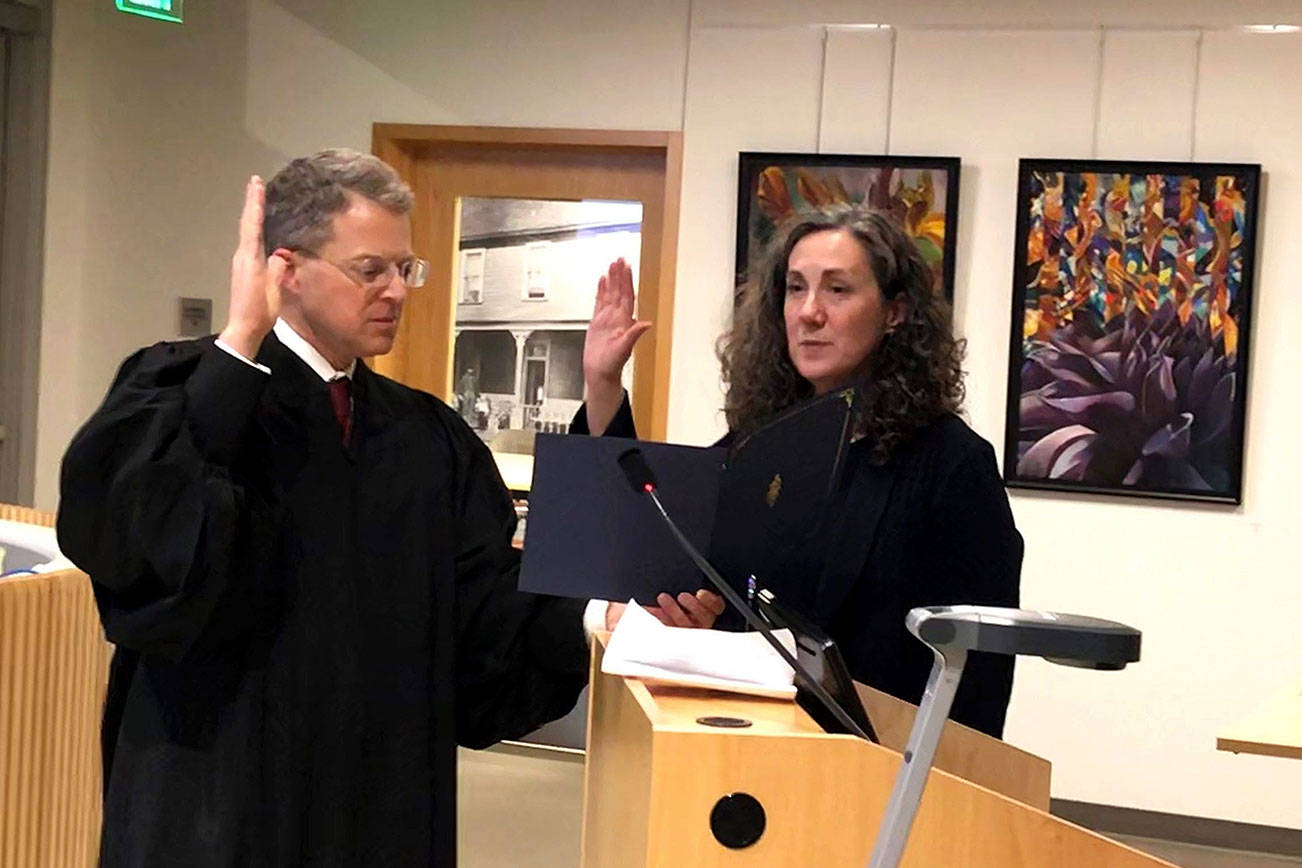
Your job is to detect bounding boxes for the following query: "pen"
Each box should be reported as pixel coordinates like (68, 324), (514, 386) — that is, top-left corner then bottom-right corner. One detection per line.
(746, 574), (757, 630)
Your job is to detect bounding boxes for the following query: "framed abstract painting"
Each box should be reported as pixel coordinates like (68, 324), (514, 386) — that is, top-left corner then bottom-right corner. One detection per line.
(735, 152), (961, 302)
(1004, 158), (1261, 503)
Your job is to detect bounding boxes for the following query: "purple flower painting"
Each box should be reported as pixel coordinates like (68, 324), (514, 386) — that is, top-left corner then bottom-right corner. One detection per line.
(1004, 160), (1260, 503)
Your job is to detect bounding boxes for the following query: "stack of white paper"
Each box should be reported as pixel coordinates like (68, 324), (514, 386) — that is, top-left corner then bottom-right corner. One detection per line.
(601, 601), (798, 699)
(0, 519), (73, 576)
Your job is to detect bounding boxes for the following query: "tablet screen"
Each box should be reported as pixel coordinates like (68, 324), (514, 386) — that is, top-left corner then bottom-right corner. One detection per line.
(755, 590), (877, 742)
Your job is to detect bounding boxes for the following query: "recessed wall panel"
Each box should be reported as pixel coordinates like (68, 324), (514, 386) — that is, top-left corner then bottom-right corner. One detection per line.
(819, 27), (895, 154)
(670, 26), (824, 443)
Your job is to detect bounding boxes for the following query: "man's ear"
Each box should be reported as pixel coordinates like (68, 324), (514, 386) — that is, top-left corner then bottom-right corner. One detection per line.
(270, 248), (297, 290)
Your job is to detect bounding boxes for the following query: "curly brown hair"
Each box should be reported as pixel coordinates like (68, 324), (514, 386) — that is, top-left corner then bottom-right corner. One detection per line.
(718, 206), (966, 463)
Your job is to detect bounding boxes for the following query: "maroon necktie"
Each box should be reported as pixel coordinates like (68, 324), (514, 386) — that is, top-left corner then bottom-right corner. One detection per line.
(327, 377), (352, 445)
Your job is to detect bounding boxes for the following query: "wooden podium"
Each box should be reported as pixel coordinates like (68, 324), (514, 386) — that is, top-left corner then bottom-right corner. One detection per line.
(0, 505), (112, 867)
(581, 638), (1174, 867)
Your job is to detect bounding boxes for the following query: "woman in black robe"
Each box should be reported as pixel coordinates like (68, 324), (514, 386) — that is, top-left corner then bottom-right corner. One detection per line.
(577, 206), (1022, 738)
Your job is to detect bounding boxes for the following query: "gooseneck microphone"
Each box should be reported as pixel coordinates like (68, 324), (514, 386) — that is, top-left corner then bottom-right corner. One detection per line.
(615, 447), (871, 742)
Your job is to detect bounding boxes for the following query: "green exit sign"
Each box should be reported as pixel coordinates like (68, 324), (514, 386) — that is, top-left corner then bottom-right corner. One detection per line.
(116, 0), (183, 23)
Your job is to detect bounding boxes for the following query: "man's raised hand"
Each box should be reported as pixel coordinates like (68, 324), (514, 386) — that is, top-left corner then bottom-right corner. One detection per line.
(219, 176), (286, 359)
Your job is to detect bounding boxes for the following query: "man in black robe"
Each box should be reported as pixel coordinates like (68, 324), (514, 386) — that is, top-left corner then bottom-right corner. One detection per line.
(57, 150), (678, 865)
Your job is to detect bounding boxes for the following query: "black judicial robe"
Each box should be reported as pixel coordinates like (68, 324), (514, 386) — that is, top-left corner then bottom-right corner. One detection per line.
(57, 334), (588, 867)
(574, 399), (1020, 738)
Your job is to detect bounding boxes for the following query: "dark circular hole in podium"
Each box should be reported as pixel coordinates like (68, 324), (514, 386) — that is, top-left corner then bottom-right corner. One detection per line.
(695, 715), (752, 728)
(710, 792), (766, 849)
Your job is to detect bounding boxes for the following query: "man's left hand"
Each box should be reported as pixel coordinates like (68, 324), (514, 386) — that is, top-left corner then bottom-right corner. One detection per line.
(604, 590), (726, 631)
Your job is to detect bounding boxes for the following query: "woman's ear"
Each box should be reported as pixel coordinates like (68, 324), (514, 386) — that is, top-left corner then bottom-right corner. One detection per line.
(885, 295), (910, 331)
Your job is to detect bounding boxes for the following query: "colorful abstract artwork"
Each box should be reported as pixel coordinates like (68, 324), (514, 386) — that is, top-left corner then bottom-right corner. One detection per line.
(1004, 159), (1261, 503)
(735, 152), (961, 302)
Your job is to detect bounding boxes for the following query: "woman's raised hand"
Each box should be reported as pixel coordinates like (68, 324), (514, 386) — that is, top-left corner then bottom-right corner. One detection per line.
(582, 258), (651, 434)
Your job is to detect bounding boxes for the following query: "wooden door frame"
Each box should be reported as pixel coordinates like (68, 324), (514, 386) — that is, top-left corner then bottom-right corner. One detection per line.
(371, 124), (683, 441)
(0, 0), (51, 505)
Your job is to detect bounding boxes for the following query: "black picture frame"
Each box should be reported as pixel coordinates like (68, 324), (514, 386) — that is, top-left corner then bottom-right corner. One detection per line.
(1003, 158), (1261, 504)
(735, 152), (962, 303)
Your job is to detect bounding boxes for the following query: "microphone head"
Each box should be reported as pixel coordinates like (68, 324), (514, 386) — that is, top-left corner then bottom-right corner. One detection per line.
(616, 448), (658, 494)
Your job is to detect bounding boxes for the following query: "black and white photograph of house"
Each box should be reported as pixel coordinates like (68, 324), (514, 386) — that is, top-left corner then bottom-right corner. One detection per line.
(452, 197), (642, 442)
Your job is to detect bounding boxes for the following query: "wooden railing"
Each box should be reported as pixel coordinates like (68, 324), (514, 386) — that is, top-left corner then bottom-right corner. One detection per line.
(0, 503), (55, 527)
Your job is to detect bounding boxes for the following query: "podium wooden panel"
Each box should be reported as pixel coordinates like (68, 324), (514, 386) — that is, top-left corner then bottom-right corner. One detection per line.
(852, 681), (1051, 811)
(581, 639), (1174, 867)
(1, 503), (112, 867)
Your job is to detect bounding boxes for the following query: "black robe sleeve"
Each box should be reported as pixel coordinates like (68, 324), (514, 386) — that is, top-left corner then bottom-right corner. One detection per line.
(56, 342), (279, 661)
(567, 392), (637, 437)
(926, 438), (1023, 737)
(448, 426), (588, 748)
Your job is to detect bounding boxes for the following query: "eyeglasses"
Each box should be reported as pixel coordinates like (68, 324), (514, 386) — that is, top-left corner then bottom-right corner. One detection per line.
(296, 249), (429, 290)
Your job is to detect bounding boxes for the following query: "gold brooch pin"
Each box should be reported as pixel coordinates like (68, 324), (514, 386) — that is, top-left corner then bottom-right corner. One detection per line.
(766, 473), (782, 507)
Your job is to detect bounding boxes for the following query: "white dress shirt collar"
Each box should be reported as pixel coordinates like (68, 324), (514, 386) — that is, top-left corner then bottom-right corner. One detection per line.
(273, 318), (356, 382)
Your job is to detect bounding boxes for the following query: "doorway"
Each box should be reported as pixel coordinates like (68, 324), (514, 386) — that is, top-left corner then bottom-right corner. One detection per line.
(0, 0), (49, 505)
(370, 125), (682, 441)
(522, 355), (546, 430)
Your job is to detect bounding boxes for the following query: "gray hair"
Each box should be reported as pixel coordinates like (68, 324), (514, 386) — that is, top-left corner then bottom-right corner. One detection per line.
(263, 148), (413, 254)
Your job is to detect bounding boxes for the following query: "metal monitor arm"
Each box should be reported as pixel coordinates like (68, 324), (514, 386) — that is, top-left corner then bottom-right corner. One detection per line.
(867, 606), (1142, 868)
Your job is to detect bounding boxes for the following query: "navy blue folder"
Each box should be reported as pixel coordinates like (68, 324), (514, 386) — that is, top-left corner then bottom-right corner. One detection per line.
(520, 435), (726, 605)
(519, 388), (856, 607)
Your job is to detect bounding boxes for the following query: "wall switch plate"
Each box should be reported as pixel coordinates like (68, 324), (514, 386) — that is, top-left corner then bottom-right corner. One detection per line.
(179, 297), (212, 337)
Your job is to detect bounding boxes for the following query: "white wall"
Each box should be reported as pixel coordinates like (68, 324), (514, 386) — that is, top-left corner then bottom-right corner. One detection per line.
(39, 0), (1301, 830)
(36, 0), (688, 505)
(670, 8), (1302, 831)
(40, 0), (286, 507)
